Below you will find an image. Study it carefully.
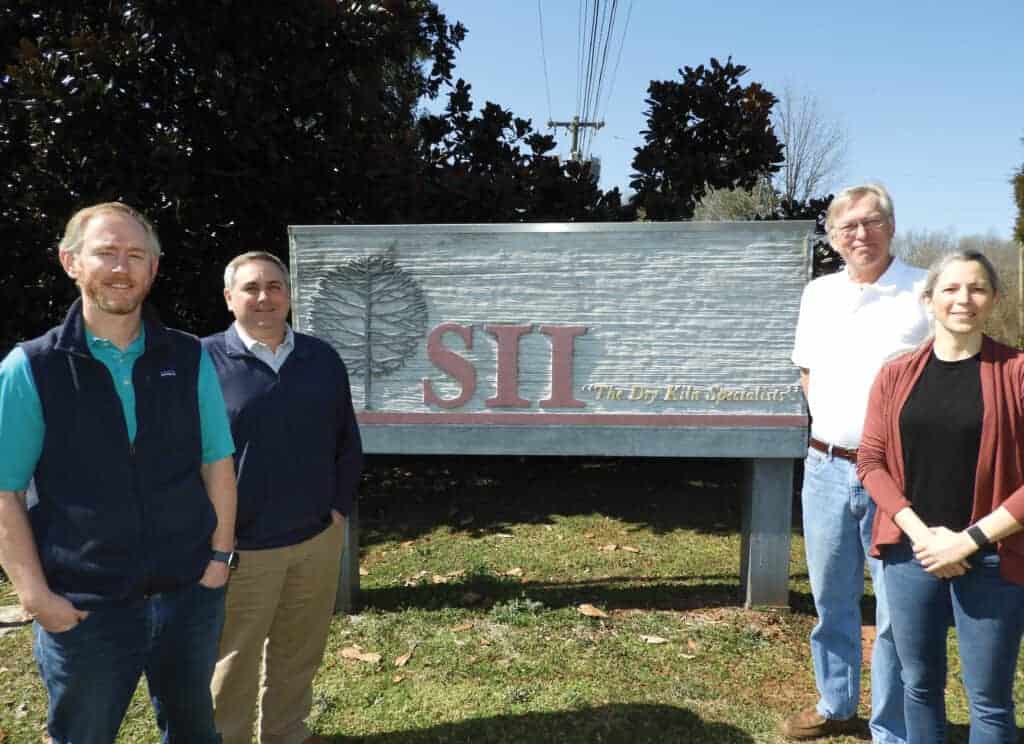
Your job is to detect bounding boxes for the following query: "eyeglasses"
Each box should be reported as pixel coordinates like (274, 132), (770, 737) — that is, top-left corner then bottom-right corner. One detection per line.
(831, 217), (889, 239)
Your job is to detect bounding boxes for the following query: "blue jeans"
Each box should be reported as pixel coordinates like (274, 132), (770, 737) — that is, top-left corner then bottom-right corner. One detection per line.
(885, 541), (1024, 744)
(801, 447), (905, 744)
(33, 581), (226, 744)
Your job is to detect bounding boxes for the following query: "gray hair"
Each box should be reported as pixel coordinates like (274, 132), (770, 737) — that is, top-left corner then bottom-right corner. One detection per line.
(825, 183), (895, 232)
(58, 202), (162, 257)
(922, 250), (1002, 298)
(223, 251), (290, 289)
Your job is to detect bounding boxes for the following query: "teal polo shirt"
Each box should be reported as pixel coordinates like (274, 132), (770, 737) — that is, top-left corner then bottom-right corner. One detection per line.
(0, 328), (234, 491)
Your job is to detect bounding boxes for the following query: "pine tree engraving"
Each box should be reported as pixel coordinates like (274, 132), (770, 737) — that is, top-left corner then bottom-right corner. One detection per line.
(308, 255), (428, 407)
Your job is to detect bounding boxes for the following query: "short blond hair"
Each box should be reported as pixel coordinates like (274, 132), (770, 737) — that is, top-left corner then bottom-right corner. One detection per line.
(58, 202), (162, 257)
(223, 251), (290, 290)
(825, 183), (895, 232)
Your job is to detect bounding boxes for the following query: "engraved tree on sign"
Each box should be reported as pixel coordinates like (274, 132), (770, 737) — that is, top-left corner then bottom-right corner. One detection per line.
(308, 255), (427, 408)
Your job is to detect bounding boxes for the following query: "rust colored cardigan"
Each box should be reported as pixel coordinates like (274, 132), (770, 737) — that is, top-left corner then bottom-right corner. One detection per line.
(857, 336), (1024, 584)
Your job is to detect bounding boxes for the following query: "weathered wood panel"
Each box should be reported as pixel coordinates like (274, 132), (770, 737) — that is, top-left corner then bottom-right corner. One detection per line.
(289, 222), (811, 458)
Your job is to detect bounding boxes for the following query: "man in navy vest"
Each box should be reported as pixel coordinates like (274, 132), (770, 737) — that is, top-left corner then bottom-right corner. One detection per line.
(204, 251), (362, 744)
(0, 202), (237, 744)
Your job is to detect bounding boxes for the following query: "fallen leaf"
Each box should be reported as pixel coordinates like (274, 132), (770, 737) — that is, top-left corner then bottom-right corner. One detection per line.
(640, 635), (669, 644)
(621, 546), (641, 553)
(392, 674), (405, 683)
(404, 570), (430, 586)
(577, 603), (609, 618)
(394, 645), (416, 668)
(431, 574), (449, 584)
(479, 637), (493, 646)
(495, 532), (514, 539)
(339, 645), (382, 663)
(451, 621), (475, 632)
(598, 544), (618, 552)
(687, 639), (699, 652)
(503, 567), (524, 577)
(358, 567), (369, 576)
(582, 532), (595, 539)
(400, 540), (415, 548)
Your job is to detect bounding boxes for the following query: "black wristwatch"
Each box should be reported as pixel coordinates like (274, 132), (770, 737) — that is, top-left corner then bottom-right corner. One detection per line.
(211, 550), (239, 569)
(966, 525), (990, 549)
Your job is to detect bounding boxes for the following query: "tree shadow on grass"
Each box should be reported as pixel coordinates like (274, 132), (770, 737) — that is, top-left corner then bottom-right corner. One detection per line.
(323, 702), (756, 743)
(360, 455), (756, 548)
(362, 573), (748, 613)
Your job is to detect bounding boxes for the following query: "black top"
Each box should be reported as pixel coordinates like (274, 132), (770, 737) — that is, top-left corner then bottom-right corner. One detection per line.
(899, 351), (982, 532)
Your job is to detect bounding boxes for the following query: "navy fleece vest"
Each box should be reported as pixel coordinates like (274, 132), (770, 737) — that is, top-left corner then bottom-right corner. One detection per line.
(22, 300), (214, 608)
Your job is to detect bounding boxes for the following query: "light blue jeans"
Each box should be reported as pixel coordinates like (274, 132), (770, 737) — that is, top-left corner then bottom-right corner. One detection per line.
(885, 541), (1024, 744)
(801, 447), (905, 744)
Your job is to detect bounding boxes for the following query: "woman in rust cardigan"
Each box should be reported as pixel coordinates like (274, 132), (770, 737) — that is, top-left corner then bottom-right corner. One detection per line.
(857, 250), (1024, 744)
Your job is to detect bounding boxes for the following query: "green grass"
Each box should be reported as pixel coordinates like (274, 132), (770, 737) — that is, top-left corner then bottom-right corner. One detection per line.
(1, 456), (1019, 742)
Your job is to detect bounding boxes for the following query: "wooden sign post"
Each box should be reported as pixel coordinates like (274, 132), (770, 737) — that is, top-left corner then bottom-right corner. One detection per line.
(289, 222), (812, 610)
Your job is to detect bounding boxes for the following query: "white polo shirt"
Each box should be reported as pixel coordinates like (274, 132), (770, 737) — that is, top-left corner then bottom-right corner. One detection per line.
(792, 257), (930, 449)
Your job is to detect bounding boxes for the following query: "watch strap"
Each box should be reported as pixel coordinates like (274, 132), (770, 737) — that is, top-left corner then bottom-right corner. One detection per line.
(211, 549), (239, 568)
(966, 524), (989, 548)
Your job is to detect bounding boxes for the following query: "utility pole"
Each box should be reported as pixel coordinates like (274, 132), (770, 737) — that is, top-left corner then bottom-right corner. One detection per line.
(548, 115), (604, 162)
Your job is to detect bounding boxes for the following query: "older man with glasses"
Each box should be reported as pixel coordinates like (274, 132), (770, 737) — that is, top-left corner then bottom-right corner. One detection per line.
(782, 184), (930, 742)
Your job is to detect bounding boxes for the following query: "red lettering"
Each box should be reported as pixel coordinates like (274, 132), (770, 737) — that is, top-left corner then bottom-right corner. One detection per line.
(484, 324), (532, 408)
(423, 323), (476, 408)
(539, 325), (587, 409)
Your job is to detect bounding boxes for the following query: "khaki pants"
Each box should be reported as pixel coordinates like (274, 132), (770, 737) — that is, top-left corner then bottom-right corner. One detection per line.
(211, 521), (343, 744)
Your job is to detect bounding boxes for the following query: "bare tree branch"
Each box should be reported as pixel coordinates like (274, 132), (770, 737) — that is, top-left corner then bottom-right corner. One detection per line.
(773, 85), (849, 204)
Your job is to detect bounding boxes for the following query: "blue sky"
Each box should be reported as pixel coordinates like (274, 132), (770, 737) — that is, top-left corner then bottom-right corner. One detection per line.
(431, 1), (1024, 239)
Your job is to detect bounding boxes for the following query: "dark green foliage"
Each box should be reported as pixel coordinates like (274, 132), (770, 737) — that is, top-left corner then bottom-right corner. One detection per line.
(780, 195), (839, 278)
(0, 1), (621, 346)
(1, 0), (466, 340)
(411, 79), (625, 223)
(629, 57), (784, 220)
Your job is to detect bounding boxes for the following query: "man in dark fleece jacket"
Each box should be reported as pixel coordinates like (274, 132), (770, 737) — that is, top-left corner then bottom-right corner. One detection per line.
(0, 202), (237, 744)
(203, 250), (362, 744)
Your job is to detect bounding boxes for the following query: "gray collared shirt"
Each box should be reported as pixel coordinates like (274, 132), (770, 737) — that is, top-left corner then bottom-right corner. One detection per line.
(233, 322), (295, 373)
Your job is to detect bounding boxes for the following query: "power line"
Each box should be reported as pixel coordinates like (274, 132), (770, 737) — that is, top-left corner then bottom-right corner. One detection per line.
(576, 0), (586, 117)
(549, 0), (634, 164)
(597, 0), (633, 134)
(536, 0), (553, 123)
(584, 0), (617, 157)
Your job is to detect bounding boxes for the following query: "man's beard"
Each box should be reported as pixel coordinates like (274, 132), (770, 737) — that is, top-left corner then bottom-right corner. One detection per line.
(82, 278), (151, 315)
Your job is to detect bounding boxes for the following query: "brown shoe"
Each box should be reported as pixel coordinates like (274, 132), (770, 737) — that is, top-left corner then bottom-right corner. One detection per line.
(780, 708), (858, 740)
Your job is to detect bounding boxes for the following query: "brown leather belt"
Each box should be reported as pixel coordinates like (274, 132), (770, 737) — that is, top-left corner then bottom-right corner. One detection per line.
(809, 437), (858, 463)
